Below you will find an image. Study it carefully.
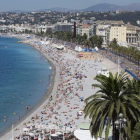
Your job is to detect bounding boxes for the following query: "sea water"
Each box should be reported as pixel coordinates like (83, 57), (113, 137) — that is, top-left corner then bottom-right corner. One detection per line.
(0, 36), (52, 135)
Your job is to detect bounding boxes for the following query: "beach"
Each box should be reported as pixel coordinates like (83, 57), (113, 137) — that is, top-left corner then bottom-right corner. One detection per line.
(0, 34), (122, 140)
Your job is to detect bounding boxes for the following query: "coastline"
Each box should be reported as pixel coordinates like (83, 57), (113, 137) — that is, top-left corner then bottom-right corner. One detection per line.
(0, 35), (59, 139)
(0, 34), (125, 140)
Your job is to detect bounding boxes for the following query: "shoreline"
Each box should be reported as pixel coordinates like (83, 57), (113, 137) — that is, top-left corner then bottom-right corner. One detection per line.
(0, 35), (58, 139)
(0, 34), (125, 140)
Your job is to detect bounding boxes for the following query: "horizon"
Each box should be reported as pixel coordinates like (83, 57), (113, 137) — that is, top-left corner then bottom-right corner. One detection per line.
(0, 0), (140, 12)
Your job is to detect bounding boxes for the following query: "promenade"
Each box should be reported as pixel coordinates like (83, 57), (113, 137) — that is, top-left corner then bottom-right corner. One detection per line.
(99, 49), (140, 80)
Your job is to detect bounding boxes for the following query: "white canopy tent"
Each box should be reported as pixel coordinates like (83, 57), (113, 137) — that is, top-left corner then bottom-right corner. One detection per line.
(53, 44), (65, 50)
(94, 47), (99, 52)
(40, 41), (50, 45)
(74, 129), (101, 140)
(75, 46), (79, 51)
(78, 46), (83, 52)
(75, 46), (83, 52)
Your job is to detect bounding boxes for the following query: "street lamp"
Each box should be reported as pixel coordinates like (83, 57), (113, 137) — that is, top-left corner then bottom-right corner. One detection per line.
(115, 113), (127, 140)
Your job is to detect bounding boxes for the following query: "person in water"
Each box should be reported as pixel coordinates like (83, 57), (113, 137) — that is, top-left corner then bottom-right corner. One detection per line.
(18, 116), (20, 121)
(26, 106), (28, 110)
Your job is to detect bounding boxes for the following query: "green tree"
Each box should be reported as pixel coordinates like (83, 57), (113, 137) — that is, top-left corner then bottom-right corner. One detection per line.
(84, 39), (92, 49)
(96, 36), (103, 48)
(84, 72), (140, 140)
(112, 38), (117, 45)
(83, 33), (88, 40)
(131, 121), (140, 140)
(90, 35), (103, 48)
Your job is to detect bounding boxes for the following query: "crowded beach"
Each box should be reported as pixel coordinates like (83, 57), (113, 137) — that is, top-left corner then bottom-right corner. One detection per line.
(0, 34), (121, 140)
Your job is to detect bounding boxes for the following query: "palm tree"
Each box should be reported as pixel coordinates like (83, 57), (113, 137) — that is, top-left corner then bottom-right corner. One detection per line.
(112, 38), (117, 45)
(84, 72), (140, 140)
(127, 78), (140, 95)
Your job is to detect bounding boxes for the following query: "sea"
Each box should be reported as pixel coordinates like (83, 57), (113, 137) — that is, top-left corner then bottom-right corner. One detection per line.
(0, 36), (52, 135)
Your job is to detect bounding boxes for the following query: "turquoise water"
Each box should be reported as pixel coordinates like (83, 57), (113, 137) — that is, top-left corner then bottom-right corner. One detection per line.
(0, 36), (52, 135)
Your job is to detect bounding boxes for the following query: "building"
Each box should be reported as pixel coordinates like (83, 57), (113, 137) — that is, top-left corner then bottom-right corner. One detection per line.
(96, 24), (111, 47)
(36, 25), (54, 33)
(76, 24), (94, 38)
(126, 23), (138, 44)
(109, 25), (126, 42)
(96, 20), (126, 47)
(82, 20), (95, 24)
(54, 21), (73, 32)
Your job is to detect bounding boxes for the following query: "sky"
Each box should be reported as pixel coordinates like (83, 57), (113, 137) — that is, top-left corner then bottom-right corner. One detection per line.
(0, 0), (140, 12)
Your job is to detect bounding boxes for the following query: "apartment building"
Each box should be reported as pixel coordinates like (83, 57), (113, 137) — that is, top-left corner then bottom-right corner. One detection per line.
(37, 25), (54, 33)
(77, 24), (94, 38)
(109, 25), (126, 42)
(96, 24), (110, 47)
(54, 21), (73, 32)
(96, 20), (126, 46)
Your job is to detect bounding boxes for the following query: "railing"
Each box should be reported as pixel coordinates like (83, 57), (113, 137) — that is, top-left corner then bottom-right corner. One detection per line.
(125, 69), (139, 81)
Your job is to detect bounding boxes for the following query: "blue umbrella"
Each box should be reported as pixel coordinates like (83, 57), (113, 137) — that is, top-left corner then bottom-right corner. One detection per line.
(75, 76), (78, 79)
(42, 121), (48, 124)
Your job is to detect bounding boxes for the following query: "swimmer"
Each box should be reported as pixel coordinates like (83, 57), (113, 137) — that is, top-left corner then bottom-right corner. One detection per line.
(21, 102), (24, 105)
(18, 116), (20, 121)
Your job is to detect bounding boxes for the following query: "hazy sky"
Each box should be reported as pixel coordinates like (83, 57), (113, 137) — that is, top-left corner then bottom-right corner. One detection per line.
(0, 0), (140, 12)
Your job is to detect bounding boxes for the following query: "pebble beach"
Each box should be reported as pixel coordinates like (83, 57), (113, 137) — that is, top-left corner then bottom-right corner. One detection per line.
(0, 34), (122, 140)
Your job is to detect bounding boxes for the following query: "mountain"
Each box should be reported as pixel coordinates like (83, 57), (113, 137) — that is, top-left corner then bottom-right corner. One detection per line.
(38, 7), (73, 12)
(5, 3), (140, 13)
(81, 3), (140, 12)
(6, 10), (29, 13)
(121, 3), (140, 11)
(81, 3), (120, 12)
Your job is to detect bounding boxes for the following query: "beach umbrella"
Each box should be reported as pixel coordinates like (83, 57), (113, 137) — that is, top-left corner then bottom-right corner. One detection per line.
(75, 76), (78, 79)
(48, 124), (57, 129)
(58, 124), (63, 127)
(23, 128), (29, 132)
(42, 121), (48, 124)
(38, 134), (41, 140)
(51, 133), (58, 137)
(66, 127), (73, 132)
(29, 133), (35, 137)
(78, 110), (83, 116)
(56, 131), (63, 135)
(80, 96), (83, 99)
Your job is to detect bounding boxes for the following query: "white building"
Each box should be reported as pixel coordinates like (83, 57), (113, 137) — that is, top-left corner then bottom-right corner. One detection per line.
(96, 24), (110, 47)
(77, 24), (94, 38)
(54, 21), (73, 32)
